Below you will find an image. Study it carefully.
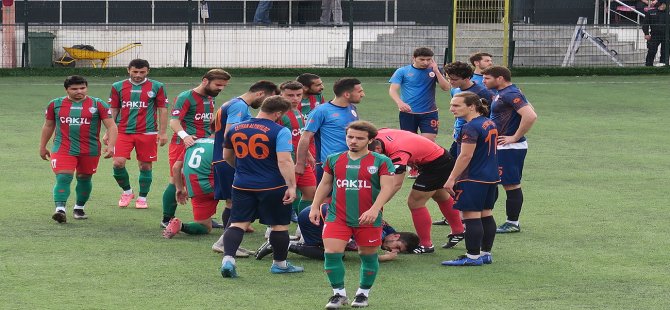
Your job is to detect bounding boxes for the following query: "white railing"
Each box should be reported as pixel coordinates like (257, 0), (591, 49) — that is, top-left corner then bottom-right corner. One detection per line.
(604, 0), (645, 25)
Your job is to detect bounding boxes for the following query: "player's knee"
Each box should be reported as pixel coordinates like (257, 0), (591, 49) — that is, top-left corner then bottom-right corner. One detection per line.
(76, 173), (92, 180)
(138, 162), (152, 171)
(112, 158), (126, 168)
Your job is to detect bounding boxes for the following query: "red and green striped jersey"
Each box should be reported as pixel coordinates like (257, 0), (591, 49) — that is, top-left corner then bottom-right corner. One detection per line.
(182, 138), (215, 197)
(170, 90), (215, 144)
(323, 151), (395, 227)
(109, 78), (168, 134)
(45, 96), (111, 156)
(278, 108), (316, 160)
(300, 93), (325, 116)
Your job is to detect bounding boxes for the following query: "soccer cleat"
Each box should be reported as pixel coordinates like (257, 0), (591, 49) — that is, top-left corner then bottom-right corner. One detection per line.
(351, 294), (369, 308)
(52, 210), (67, 223)
(220, 260), (238, 278)
(211, 220), (224, 229)
(432, 218), (450, 226)
(496, 222), (521, 234)
(118, 193), (134, 208)
(237, 247), (255, 257)
(412, 245), (435, 254)
(325, 294), (349, 309)
(481, 253), (493, 264)
(441, 233), (465, 249)
(160, 220), (170, 229)
(162, 218), (182, 239)
(255, 241), (273, 260)
(212, 234), (225, 253)
(134, 199), (148, 209)
(73, 209), (88, 220)
(270, 261), (304, 274)
(441, 255), (483, 266)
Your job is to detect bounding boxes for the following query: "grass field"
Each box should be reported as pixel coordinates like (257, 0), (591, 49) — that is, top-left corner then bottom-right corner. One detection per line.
(0, 75), (668, 309)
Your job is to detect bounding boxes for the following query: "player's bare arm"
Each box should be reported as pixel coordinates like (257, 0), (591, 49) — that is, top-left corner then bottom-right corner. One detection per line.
(157, 107), (168, 146)
(378, 251), (399, 262)
(103, 108), (120, 145)
(444, 142), (475, 196)
(39, 119), (56, 160)
(170, 119), (195, 148)
(389, 84), (411, 112)
(295, 130), (315, 174)
(277, 151), (297, 205)
(172, 160), (188, 204)
(101, 118), (118, 159)
(430, 60), (451, 91)
(223, 147), (236, 169)
(309, 171), (334, 225)
(497, 105), (538, 146)
(359, 174), (397, 225)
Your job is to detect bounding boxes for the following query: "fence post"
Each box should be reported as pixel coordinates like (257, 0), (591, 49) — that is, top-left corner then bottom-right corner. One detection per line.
(187, 0), (193, 68)
(507, 0), (514, 68)
(446, 0), (454, 64)
(665, 9), (669, 66)
(22, 0), (28, 68)
(347, 0), (354, 68)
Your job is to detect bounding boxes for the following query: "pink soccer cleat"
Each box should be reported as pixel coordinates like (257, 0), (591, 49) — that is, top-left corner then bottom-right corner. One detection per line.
(118, 193), (135, 208)
(162, 218), (182, 239)
(135, 199), (148, 209)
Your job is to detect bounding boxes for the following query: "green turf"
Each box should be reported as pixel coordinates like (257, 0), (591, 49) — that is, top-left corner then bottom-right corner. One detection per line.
(0, 75), (668, 309)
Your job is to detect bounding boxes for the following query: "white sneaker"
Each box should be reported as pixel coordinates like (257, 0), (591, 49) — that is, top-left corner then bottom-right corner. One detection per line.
(212, 234), (225, 253)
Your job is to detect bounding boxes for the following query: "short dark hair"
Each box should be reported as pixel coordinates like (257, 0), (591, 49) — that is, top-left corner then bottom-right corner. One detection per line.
(346, 120), (377, 139)
(296, 73), (320, 88)
(413, 47), (434, 58)
(64, 75), (88, 88)
(481, 66), (512, 82)
(128, 59), (150, 69)
(454, 91), (490, 116)
(368, 139), (383, 152)
(260, 95), (291, 114)
(397, 232), (420, 253)
(469, 52), (493, 66)
(249, 80), (280, 95)
(445, 61), (474, 80)
(333, 78), (361, 97)
(279, 81), (304, 91)
(202, 69), (232, 82)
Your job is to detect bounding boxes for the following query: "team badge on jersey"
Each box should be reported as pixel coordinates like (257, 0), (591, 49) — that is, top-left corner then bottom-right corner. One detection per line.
(351, 110), (358, 117)
(367, 166), (378, 174)
(147, 91), (155, 98)
(172, 110), (180, 116)
(89, 107), (97, 114)
(429, 72), (436, 78)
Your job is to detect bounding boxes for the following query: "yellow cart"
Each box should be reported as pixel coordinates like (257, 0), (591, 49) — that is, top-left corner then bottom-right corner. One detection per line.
(55, 42), (141, 68)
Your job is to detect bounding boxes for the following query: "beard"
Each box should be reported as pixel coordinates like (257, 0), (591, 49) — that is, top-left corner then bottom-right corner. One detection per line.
(204, 85), (221, 97)
(249, 97), (264, 109)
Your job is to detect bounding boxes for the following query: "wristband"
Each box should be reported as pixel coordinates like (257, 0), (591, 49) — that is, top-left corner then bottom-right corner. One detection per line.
(177, 130), (189, 139)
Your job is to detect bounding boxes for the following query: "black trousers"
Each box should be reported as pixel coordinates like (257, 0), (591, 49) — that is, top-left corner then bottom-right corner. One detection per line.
(645, 39), (668, 66)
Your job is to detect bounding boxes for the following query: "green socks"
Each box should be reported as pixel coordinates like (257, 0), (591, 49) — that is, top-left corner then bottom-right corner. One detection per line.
(75, 175), (92, 206)
(292, 191), (303, 213)
(113, 167), (131, 191)
(297, 199), (312, 213)
(324, 252), (346, 289)
(53, 174), (73, 204)
(138, 170), (152, 197)
(162, 183), (177, 218)
(182, 222), (209, 235)
(359, 253), (379, 289)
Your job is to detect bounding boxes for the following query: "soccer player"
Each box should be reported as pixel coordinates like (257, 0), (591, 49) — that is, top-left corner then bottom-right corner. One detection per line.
(309, 120), (397, 309)
(161, 69), (230, 228)
(369, 128), (464, 252)
(40, 75), (118, 223)
(211, 80), (279, 231)
(219, 95), (304, 278)
(482, 66), (538, 233)
(295, 78), (364, 183)
(108, 59), (168, 209)
(162, 137), (220, 238)
(389, 47), (450, 142)
(469, 52), (494, 84)
(442, 91), (499, 266)
(296, 73), (326, 116)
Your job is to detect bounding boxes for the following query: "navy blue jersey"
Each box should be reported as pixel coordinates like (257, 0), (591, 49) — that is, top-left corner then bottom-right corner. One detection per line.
(224, 118), (293, 190)
(450, 82), (495, 140)
(213, 97), (252, 164)
(490, 84), (530, 142)
(456, 116), (500, 183)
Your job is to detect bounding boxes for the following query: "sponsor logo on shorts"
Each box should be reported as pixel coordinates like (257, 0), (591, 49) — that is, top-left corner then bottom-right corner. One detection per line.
(368, 239), (378, 243)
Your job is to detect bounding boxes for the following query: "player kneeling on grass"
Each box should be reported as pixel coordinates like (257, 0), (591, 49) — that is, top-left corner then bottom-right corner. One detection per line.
(441, 92), (499, 266)
(310, 120), (398, 309)
(40, 75), (118, 223)
(162, 137), (220, 238)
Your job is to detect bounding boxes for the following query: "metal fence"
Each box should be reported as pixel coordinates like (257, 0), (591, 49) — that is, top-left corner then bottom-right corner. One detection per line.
(1, 0), (668, 69)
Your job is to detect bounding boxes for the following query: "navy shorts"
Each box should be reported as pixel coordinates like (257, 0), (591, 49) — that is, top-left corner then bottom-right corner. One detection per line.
(297, 205), (327, 246)
(497, 148), (527, 185)
(453, 181), (498, 212)
(230, 187), (292, 226)
(399, 111), (439, 135)
(413, 150), (454, 192)
(213, 161), (235, 200)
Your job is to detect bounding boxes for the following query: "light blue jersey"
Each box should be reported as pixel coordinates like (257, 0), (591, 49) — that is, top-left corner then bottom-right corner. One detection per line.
(389, 65), (438, 113)
(304, 102), (359, 163)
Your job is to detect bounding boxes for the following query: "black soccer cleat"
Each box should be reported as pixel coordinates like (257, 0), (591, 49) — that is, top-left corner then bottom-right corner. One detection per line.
(73, 209), (88, 220)
(442, 233), (464, 249)
(412, 245), (435, 254)
(432, 218), (450, 226)
(254, 241), (273, 260)
(52, 210), (67, 223)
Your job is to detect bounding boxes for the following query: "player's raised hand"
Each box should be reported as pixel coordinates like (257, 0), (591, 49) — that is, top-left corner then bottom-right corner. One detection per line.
(358, 209), (378, 225)
(102, 146), (115, 159)
(157, 132), (168, 146)
(102, 133), (109, 146)
(429, 59), (440, 72)
(396, 101), (412, 113)
(175, 187), (189, 204)
(182, 135), (195, 148)
(39, 148), (51, 160)
(308, 206), (321, 226)
(283, 187), (297, 205)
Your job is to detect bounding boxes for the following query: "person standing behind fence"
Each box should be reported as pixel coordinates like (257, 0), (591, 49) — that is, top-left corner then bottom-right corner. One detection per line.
(107, 59), (168, 210)
(253, 0), (273, 26)
(642, 0), (668, 66)
(318, 0), (343, 26)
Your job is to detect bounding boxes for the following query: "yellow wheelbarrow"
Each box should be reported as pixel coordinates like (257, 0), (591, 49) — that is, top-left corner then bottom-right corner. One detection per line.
(55, 42), (141, 68)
